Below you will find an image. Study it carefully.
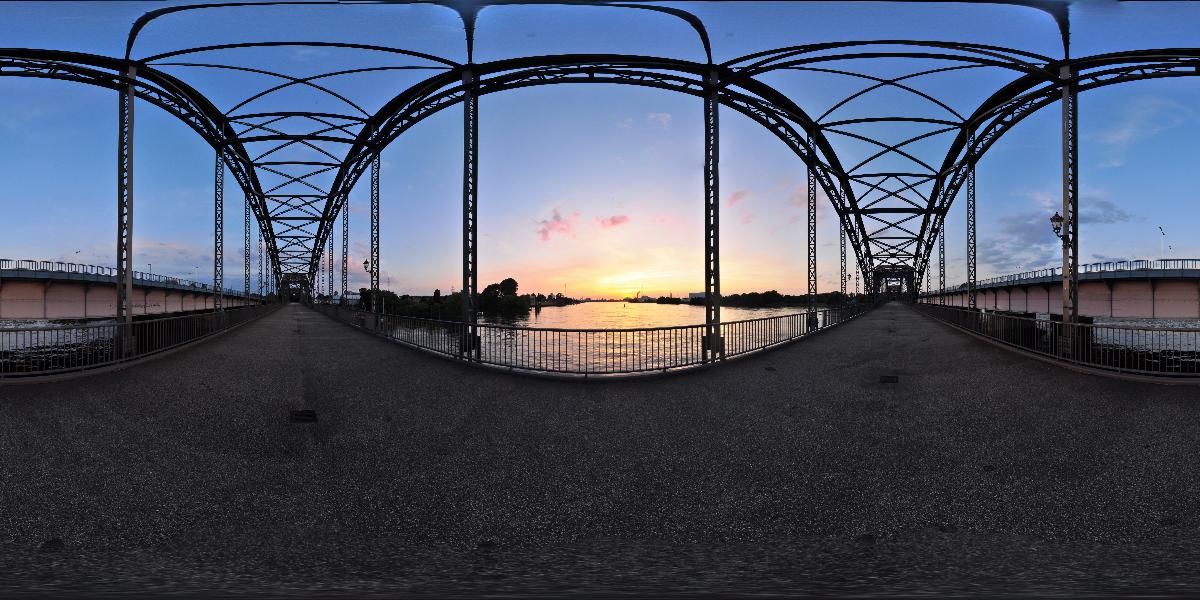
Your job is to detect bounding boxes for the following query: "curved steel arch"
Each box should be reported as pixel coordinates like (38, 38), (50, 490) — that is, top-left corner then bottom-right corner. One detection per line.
(138, 50), (459, 285)
(311, 54), (875, 285)
(728, 40), (1072, 278)
(104, 1), (1084, 298)
(0, 48), (280, 278)
(915, 49), (1200, 285)
(9, 2), (1195, 309)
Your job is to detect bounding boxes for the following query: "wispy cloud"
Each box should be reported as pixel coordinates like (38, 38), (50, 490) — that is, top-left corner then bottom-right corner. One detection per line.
(1092, 96), (1193, 168)
(976, 190), (1136, 275)
(290, 47), (329, 62)
(646, 112), (672, 129)
(786, 183), (833, 224)
(597, 214), (630, 228)
(1081, 197), (1134, 225)
(726, 190), (750, 207)
(534, 208), (579, 241)
(0, 105), (48, 131)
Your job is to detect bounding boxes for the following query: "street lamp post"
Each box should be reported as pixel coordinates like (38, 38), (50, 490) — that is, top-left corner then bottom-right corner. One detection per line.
(1050, 212), (1064, 240)
(363, 259), (376, 313)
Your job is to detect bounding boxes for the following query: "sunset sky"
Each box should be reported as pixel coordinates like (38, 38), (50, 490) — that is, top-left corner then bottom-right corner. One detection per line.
(0, 1), (1197, 299)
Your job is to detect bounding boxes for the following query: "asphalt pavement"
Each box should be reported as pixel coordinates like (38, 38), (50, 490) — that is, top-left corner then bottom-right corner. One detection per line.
(2, 302), (1200, 596)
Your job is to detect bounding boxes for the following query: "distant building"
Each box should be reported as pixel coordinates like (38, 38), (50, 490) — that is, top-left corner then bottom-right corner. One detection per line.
(688, 292), (706, 300)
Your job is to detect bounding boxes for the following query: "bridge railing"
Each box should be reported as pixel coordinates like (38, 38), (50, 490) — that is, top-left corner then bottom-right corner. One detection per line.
(916, 303), (1200, 378)
(0, 304), (278, 379)
(0, 258), (271, 300)
(922, 258), (1200, 296)
(314, 303), (871, 376)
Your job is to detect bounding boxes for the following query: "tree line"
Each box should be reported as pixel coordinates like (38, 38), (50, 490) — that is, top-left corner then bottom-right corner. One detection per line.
(353, 277), (579, 321)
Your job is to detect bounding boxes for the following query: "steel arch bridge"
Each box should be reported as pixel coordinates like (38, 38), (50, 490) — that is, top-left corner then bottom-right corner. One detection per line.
(2, 0), (1197, 359)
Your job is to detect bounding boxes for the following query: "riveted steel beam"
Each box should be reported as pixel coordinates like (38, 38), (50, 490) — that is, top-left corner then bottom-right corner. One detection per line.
(371, 152), (381, 311)
(703, 68), (723, 362)
(807, 131), (817, 310)
(116, 63), (135, 356)
(461, 68), (480, 359)
(341, 194), (348, 298)
(1061, 63), (1079, 328)
(214, 151), (224, 312)
(966, 134), (977, 310)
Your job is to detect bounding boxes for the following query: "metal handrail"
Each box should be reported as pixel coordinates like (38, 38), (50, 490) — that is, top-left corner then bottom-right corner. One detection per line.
(314, 303), (872, 376)
(921, 258), (1200, 296)
(0, 257), (267, 298)
(0, 304), (279, 379)
(916, 303), (1200, 378)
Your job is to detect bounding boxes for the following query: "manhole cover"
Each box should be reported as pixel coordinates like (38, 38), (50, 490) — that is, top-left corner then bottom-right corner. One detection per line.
(289, 410), (318, 423)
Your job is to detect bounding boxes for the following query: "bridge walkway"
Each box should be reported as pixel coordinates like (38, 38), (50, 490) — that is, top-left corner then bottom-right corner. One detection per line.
(3, 302), (1200, 594)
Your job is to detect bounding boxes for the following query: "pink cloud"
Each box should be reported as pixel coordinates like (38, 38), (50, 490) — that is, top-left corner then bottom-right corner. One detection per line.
(534, 208), (579, 241)
(727, 190), (751, 207)
(597, 214), (631, 228)
(740, 211), (754, 225)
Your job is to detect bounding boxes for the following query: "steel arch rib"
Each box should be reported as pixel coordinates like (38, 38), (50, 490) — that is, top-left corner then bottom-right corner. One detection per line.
(0, 48), (279, 282)
(915, 49), (1200, 277)
(315, 54), (876, 281)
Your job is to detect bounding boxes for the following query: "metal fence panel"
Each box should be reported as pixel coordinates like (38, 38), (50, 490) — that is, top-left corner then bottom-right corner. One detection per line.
(916, 303), (1200, 378)
(315, 303), (870, 376)
(0, 304), (278, 379)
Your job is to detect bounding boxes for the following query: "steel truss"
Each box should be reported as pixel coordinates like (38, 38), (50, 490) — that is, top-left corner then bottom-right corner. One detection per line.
(116, 64), (135, 354)
(1, 2), (1196, 328)
(966, 134), (977, 309)
(807, 132), (817, 308)
(1061, 64), (1079, 327)
(372, 153), (382, 312)
(461, 69), (479, 358)
(341, 198), (348, 298)
(214, 152), (224, 311)
(244, 192), (251, 302)
(703, 69), (722, 362)
(840, 216), (847, 296)
(916, 51), (1200, 296)
(938, 226), (945, 305)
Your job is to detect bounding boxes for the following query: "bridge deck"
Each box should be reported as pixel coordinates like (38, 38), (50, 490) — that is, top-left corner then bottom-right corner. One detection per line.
(4, 303), (1200, 594)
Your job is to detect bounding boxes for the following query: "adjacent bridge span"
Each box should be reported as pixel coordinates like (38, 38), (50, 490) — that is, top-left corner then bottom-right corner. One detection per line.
(0, 259), (262, 320)
(919, 260), (1200, 319)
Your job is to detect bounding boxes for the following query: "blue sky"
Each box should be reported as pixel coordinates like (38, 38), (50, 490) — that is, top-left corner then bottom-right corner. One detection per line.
(0, 1), (1197, 298)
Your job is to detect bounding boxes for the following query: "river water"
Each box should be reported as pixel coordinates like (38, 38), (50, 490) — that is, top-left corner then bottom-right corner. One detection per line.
(480, 302), (818, 329)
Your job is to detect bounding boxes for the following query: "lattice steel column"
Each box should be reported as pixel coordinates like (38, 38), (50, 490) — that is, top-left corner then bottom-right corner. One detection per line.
(341, 197), (348, 298)
(839, 215), (847, 295)
(257, 226), (262, 300)
(328, 231), (334, 301)
(966, 134), (977, 310)
(243, 193), (250, 303)
(461, 69), (480, 359)
(371, 153), (381, 312)
(807, 134), (817, 309)
(214, 152), (224, 312)
(938, 225), (946, 305)
(116, 64), (136, 355)
(703, 70), (723, 362)
(1061, 64), (1079, 326)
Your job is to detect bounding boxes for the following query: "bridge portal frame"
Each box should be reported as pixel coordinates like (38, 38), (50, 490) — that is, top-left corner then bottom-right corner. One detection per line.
(4, 2), (1199, 347)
